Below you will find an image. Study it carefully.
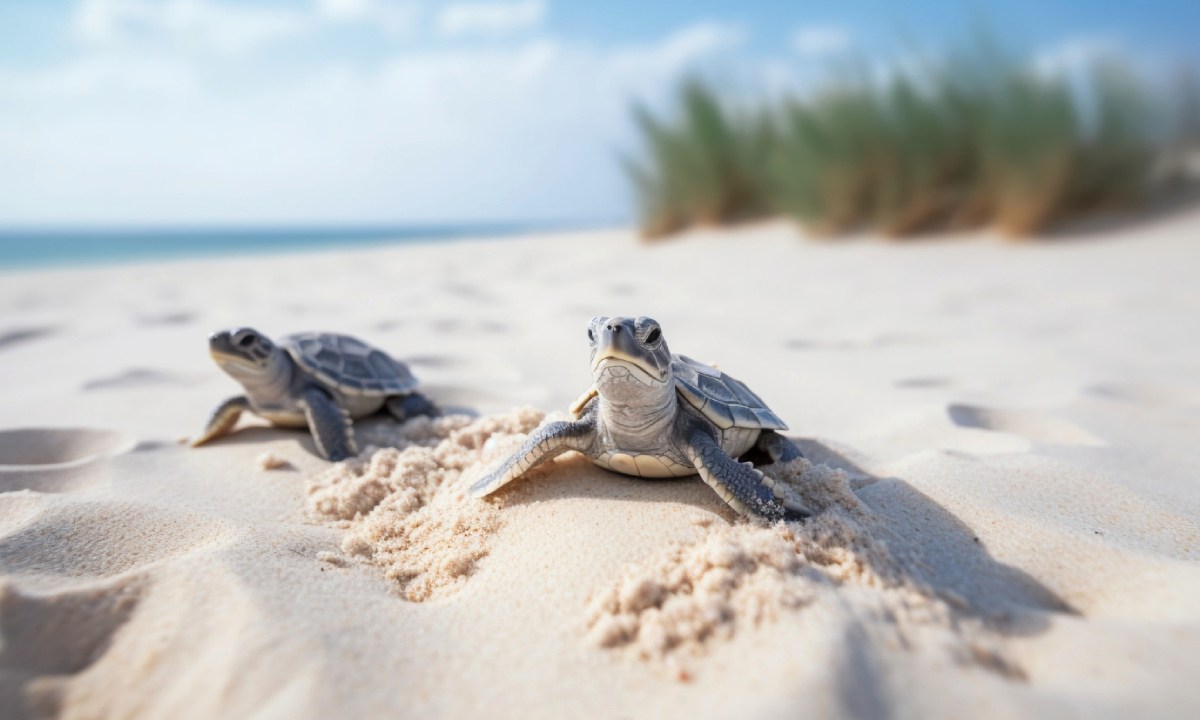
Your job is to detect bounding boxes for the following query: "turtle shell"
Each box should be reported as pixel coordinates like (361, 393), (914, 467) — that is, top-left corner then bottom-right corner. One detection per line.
(672, 355), (787, 431)
(283, 332), (417, 397)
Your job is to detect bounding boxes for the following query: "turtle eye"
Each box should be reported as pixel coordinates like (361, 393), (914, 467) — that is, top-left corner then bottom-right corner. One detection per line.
(236, 333), (256, 348)
(587, 327), (595, 343)
(644, 327), (661, 345)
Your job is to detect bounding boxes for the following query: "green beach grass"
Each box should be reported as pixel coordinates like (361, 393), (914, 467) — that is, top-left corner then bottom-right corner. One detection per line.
(626, 43), (1200, 240)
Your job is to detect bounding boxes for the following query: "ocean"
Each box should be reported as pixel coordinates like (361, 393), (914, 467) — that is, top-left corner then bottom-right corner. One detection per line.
(0, 223), (568, 270)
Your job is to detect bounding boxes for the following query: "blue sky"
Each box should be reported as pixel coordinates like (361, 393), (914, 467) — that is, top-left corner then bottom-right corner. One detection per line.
(1, 0), (1197, 227)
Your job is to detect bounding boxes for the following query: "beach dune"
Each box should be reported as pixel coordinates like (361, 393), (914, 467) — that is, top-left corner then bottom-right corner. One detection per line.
(2, 216), (1200, 718)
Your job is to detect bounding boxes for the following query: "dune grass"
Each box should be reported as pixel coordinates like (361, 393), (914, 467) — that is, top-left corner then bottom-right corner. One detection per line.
(626, 45), (1199, 240)
(623, 80), (774, 238)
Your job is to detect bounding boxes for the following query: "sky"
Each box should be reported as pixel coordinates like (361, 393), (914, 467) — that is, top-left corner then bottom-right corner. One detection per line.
(1, 0), (1198, 227)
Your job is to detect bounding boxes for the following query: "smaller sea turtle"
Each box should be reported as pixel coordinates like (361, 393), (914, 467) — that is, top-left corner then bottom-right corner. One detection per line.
(193, 328), (436, 461)
(470, 316), (810, 520)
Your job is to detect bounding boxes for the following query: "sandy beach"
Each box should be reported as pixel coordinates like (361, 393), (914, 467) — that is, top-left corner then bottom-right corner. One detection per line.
(2, 214), (1200, 719)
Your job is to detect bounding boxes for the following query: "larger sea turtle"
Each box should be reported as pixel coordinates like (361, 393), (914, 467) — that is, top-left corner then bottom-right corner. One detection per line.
(193, 328), (436, 461)
(470, 316), (810, 520)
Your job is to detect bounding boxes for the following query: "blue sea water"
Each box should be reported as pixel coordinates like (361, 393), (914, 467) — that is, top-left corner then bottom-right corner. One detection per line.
(0, 223), (567, 270)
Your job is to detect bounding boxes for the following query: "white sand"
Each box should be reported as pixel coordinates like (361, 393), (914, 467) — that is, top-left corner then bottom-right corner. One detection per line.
(2, 213), (1200, 718)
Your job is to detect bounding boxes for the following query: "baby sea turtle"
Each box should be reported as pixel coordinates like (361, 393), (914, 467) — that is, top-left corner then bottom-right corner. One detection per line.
(470, 316), (809, 520)
(192, 328), (436, 461)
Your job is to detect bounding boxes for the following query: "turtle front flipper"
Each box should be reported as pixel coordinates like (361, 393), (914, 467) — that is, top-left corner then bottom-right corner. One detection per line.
(301, 386), (357, 461)
(686, 425), (809, 521)
(192, 396), (251, 447)
(469, 408), (598, 498)
(568, 385), (598, 419)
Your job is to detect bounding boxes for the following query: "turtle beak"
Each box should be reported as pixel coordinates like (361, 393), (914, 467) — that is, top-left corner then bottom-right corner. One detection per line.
(591, 321), (663, 382)
(208, 330), (256, 367)
(208, 330), (235, 359)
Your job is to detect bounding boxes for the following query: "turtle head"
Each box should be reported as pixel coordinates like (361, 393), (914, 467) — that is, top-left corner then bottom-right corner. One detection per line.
(587, 316), (673, 404)
(208, 327), (280, 383)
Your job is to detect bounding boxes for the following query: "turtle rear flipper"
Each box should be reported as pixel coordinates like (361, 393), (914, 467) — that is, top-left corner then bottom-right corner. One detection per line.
(686, 424), (808, 521)
(386, 392), (438, 422)
(192, 396), (250, 447)
(756, 430), (804, 463)
(302, 386), (357, 461)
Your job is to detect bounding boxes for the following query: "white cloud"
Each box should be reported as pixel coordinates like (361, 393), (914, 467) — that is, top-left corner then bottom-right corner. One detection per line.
(316, 0), (375, 22)
(608, 22), (746, 80)
(791, 25), (849, 56)
(73, 0), (310, 55)
(0, 56), (197, 100)
(72, 0), (424, 54)
(1033, 35), (1121, 78)
(316, 0), (418, 36)
(0, 15), (765, 224)
(655, 22), (745, 66)
(437, 0), (545, 39)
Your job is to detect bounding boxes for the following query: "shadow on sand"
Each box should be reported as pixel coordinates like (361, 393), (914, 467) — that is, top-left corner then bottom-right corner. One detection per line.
(1046, 181), (1200, 242)
(188, 417), (1075, 638)
(492, 435), (1075, 640)
(183, 394), (481, 460)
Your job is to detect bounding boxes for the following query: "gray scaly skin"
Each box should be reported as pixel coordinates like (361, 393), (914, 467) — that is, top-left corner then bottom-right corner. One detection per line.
(470, 316), (810, 521)
(192, 327), (437, 461)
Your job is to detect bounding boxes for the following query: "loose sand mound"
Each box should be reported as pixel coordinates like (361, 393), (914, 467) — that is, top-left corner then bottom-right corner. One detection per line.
(305, 408), (544, 601)
(584, 458), (1022, 678)
(585, 461), (873, 656)
(308, 412), (1022, 678)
